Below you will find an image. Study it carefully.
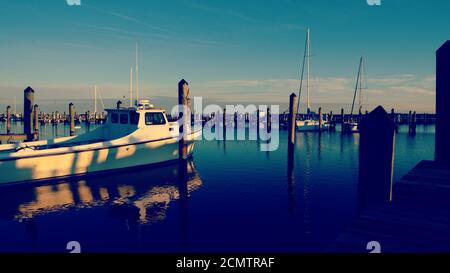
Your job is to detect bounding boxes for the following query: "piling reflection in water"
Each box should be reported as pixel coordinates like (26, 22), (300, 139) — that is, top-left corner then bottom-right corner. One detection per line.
(0, 160), (202, 226)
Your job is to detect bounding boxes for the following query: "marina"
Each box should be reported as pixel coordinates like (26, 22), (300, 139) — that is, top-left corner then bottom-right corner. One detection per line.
(1, 0), (450, 259)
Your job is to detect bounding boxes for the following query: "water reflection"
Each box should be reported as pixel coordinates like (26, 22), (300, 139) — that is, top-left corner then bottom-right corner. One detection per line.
(0, 161), (202, 226)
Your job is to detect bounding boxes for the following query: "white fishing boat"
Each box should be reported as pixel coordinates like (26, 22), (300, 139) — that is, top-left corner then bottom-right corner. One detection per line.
(0, 100), (201, 185)
(295, 28), (329, 132)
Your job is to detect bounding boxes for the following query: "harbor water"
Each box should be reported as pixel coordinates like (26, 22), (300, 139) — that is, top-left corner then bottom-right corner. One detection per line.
(0, 122), (434, 253)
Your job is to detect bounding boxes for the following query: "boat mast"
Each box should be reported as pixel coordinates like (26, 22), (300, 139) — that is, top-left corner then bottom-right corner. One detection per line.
(351, 57), (363, 117)
(94, 85), (98, 114)
(136, 42), (139, 105)
(130, 65), (133, 107)
(359, 57), (365, 113)
(296, 28), (309, 115)
(306, 28), (311, 115)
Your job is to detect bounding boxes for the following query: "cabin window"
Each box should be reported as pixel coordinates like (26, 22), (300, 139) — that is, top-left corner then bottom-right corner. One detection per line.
(130, 111), (140, 125)
(111, 113), (119, 124)
(120, 114), (129, 124)
(145, 112), (166, 125)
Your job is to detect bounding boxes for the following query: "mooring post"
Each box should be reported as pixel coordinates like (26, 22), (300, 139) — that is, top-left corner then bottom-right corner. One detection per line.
(318, 107), (323, 131)
(340, 108), (345, 134)
(69, 103), (75, 136)
(436, 41), (450, 166)
(6, 106), (11, 134)
(267, 107), (272, 133)
(391, 108), (398, 133)
(33, 104), (39, 140)
(178, 79), (190, 177)
(409, 111), (417, 135)
(358, 106), (395, 207)
(288, 94), (298, 168)
(24, 87), (34, 141)
(256, 109), (260, 136)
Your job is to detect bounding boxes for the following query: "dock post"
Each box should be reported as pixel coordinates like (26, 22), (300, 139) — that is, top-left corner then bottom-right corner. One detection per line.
(223, 108), (227, 140)
(391, 108), (398, 133)
(436, 41), (450, 166)
(318, 107), (323, 131)
(288, 93), (297, 168)
(409, 111), (417, 135)
(267, 107), (272, 133)
(69, 103), (75, 136)
(6, 106), (11, 134)
(33, 104), (39, 140)
(24, 87), (34, 141)
(340, 108), (345, 133)
(358, 106), (395, 207)
(178, 79), (190, 177)
(256, 109), (260, 136)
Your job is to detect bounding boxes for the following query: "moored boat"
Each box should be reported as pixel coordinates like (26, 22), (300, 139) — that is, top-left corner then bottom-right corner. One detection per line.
(0, 100), (201, 185)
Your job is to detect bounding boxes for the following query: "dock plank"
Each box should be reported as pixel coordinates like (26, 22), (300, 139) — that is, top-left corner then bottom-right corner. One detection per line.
(337, 160), (450, 252)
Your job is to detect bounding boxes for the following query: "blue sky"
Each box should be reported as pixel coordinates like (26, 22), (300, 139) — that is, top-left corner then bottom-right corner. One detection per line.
(0, 0), (449, 112)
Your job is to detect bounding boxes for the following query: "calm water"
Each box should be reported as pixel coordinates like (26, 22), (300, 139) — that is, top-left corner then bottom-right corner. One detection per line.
(0, 122), (434, 253)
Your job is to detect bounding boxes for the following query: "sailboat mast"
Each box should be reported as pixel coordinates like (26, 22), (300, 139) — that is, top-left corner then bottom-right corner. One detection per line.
(296, 28), (309, 114)
(136, 42), (139, 104)
(130, 65), (133, 107)
(94, 85), (98, 114)
(306, 28), (311, 114)
(359, 57), (365, 112)
(351, 57), (363, 116)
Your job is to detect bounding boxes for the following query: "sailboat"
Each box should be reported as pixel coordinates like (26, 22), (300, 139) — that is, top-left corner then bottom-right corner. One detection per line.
(296, 28), (329, 132)
(343, 57), (365, 133)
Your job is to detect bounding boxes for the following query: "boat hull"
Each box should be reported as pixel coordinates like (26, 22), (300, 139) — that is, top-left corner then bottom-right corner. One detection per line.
(0, 131), (201, 185)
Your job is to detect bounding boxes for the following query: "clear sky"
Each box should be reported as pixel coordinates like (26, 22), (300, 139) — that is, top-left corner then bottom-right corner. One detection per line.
(0, 0), (449, 113)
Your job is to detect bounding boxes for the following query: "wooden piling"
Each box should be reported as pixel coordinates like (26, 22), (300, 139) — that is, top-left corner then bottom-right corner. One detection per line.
(24, 87), (34, 141)
(267, 107), (272, 133)
(178, 79), (190, 176)
(256, 109), (260, 136)
(288, 94), (297, 152)
(436, 41), (450, 167)
(358, 106), (395, 207)
(33, 104), (39, 140)
(409, 111), (417, 135)
(69, 103), (75, 136)
(318, 107), (323, 131)
(6, 106), (11, 134)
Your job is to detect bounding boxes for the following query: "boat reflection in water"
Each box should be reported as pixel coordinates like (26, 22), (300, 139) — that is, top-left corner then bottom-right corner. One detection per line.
(0, 160), (202, 252)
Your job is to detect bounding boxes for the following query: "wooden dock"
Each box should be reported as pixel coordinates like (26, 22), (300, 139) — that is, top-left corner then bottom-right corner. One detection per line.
(337, 160), (450, 253)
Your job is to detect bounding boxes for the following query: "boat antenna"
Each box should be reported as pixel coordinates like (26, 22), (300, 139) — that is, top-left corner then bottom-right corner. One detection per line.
(94, 85), (98, 114)
(136, 42), (139, 105)
(351, 57), (363, 117)
(306, 28), (311, 115)
(130, 64), (133, 107)
(296, 28), (309, 115)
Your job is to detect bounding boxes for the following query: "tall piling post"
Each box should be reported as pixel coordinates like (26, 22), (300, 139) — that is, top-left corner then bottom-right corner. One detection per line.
(178, 79), (190, 177)
(24, 87), (34, 141)
(256, 109), (260, 136)
(69, 103), (75, 136)
(33, 104), (39, 140)
(318, 107), (323, 131)
(409, 111), (417, 135)
(6, 106), (11, 134)
(288, 94), (298, 169)
(267, 107), (272, 133)
(436, 41), (450, 166)
(358, 106), (395, 208)
(341, 108), (345, 134)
